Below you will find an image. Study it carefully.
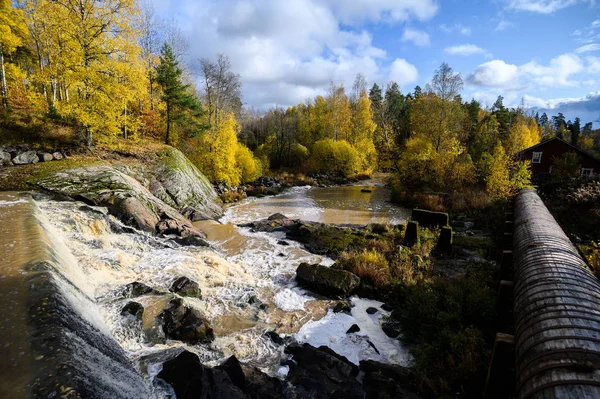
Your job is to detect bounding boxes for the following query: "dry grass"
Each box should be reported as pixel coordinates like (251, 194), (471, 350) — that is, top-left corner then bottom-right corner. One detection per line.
(339, 248), (392, 288)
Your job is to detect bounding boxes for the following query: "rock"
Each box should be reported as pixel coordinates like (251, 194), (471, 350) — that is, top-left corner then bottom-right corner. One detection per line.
(368, 223), (390, 234)
(381, 303), (394, 312)
(361, 188), (373, 193)
(121, 301), (144, 320)
(217, 356), (285, 399)
(33, 165), (206, 238)
(52, 151), (64, 160)
(123, 281), (159, 297)
(296, 263), (360, 298)
(268, 213), (288, 220)
(366, 307), (379, 315)
(346, 324), (361, 334)
(156, 351), (247, 399)
(0, 151), (13, 166)
(38, 153), (54, 162)
(12, 150), (39, 165)
(332, 300), (352, 314)
(381, 317), (402, 338)
(172, 235), (210, 247)
(360, 360), (424, 399)
(148, 147), (223, 221)
(264, 331), (291, 346)
(285, 343), (364, 399)
(277, 240), (290, 246)
(246, 214), (300, 233)
(158, 298), (214, 345)
(170, 276), (202, 298)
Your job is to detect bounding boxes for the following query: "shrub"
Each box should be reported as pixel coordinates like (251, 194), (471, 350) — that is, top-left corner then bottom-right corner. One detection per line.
(339, 249), (391, 287)
(308, 139), (362, 178)
(235, 144), (262, 183)
(289, 143), (309, 168)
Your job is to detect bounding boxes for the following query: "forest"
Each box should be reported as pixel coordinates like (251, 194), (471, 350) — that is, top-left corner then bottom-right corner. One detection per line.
(1, 0), (600, 199)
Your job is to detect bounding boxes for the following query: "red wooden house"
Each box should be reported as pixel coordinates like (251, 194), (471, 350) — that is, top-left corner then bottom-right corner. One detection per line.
(518, 137), (600, 179)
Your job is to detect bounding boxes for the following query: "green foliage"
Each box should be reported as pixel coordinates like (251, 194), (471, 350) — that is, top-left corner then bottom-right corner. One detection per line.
(551, 152), (582, 183)
(339, 249), (391, 287)
(156, 43), (202, 145)
(308, 139), (362, 177)
(395, 265), (497, 397)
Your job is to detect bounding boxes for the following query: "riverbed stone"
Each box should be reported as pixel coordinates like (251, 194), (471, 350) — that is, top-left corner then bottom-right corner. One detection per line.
(12, 150), (39, 165)
(123, 281), (159, 297)
(332, 300), (352, 314)
(0, 151), (12, 166)
(366, 307), (379, 315)
(38, 152), (54, 162)
(296, 263), (360, 298)
(169, 276), (202, 298)
(217, 355), (285, 399)
(158, 298), (214, 345)
(359, 360), (424, 399)
(121, 301), (144, 320)
(285, 343), (364, 399)
(157, 351), (247, 399)
(347, 324), (361, 334)
(52, 151), (63, 160)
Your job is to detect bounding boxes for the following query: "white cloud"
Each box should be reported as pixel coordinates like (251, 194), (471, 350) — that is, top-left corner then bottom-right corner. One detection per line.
(440, 23), (472, 35)
(468, 60), (520, 87)
(522, 91), (600, 126)
(389, 58), (419, 87)
(152, 0), (432, 108)
(401, 28), (430, 46)
(575, 43), (600, 53)
(328, 0), (438, 25)
(468, 53), (586, 89)
(507, 0), (589, 14)
(521, 53), (583, 86)
(444, 44), (490, 57)
(588, 56), (600, 73)
(495, 20), (513, 31)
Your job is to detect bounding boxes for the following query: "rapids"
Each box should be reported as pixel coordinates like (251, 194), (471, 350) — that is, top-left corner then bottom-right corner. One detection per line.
(1, 180), (412, 397)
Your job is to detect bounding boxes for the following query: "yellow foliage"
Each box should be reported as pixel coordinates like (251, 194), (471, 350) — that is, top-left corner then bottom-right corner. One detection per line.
(507, 116), (541, 154)
(195, 112), (241, 185)
(486, 142), (512, 199)
(309, 139), (362, 177)
(235, 144), (262, 183)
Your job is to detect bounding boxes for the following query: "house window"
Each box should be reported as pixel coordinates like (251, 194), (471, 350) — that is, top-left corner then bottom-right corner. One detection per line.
(532, 152), (542, 163)
(582, 168), (594, 178)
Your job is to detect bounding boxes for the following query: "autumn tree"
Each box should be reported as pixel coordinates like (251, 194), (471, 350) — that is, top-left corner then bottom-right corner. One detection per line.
(0, 0), (28, 108)
(199, 54), (242, 130)
(156, 43), (201, 145)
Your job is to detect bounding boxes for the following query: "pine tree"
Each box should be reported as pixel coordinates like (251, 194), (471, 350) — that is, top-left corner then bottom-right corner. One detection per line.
(156, 43), (201, 145)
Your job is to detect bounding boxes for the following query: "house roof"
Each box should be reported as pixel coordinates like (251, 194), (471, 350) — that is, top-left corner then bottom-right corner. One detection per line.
(518, 137), (600, 162)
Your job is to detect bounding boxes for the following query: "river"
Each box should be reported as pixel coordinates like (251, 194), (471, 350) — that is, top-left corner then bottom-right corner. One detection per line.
(0, 180), (412, 397)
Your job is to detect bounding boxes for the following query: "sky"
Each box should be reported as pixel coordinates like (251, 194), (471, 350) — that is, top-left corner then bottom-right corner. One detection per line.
(151, 0), (600, 125)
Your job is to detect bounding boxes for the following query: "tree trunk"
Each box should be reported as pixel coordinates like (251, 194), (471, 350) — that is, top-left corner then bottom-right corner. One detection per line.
(165, 104), (171, 144)
(0, 46), (9, 108)
(86, 127), (93, 147)
(124, 103), (128, 139)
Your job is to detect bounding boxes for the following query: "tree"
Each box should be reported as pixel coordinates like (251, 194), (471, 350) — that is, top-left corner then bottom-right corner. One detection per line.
(0, 0), (28, 108)
(486, 142), (512, 199)
(571, 117), (581, 146)
(326, 82), (352, 141)
(156, 43), (201, 144)
(427, 63), (463, 101)
(195, 112), (240, 184)
(200, 54), (242, 130)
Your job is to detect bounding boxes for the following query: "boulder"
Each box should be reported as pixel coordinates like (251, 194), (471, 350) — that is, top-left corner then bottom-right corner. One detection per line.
(366, 307), (379, 315)
(263, 331), (290, 346)
(52, 151), (64, 160)
(296, 263), (360, 298)
(244, 214), (301, 233)
(122, 281), (159, 298)
(346, 324), (361, 334)
(38, 153), (54, 162)
(148, 147), (222, 221)
(169, 276), (202, 298)
(12, 150), (39, 165)
(381, 316), (403, 339)
(156, 351), (247, 399)
(360, 360), (424, 399)
(285, 343), (363, 399)
(121, 301), (144, 320)
(332, 300), (352, 314)
(158, 298), (214, 345)
(172, 235), (210, 247)
(33, 165), (206, 238)
(216, 356), (285, 399)
(0, 151), (12, 166)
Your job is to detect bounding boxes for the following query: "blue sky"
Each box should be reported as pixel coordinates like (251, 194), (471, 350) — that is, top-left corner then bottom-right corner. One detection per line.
(152, 0), (600, 124)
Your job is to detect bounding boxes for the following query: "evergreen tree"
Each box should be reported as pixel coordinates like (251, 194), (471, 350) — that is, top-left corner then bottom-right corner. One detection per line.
(571, 117), (581, 146)
(156, 43), (201, 145)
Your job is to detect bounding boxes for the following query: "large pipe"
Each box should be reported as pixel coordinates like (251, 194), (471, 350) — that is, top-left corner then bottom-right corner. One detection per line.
(513, 189), (600, 398)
